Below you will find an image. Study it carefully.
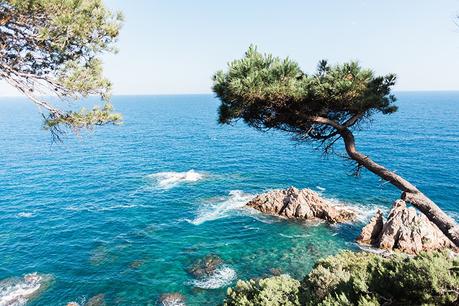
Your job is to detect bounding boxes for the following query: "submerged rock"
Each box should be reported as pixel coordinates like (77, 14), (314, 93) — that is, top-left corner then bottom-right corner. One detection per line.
(246, 187), (356, 223)
(187, 254), (223, 278)
(269, 268), (283, 276)
(85, 294), (106, 306)
(158, 292), (186, 306)
(357, 199), (456, 254)
(66, 294), (106, 306)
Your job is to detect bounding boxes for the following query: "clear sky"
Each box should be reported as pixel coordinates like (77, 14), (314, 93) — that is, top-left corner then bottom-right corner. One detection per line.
(1, 0), (459, 96)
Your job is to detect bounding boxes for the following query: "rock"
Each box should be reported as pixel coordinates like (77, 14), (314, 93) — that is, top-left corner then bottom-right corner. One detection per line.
(357, 209), (384, 245)
(129, 259), (144, 269)
(85, 294), (106, 306)
(158, 292), (186, 306)
(357, 200), (457, 254)
(269, 268), (283, 276)
(246, 187), (356, 223)
(187, 254), (223, 278)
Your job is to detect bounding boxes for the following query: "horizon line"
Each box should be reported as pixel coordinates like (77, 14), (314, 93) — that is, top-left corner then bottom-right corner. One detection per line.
(1, 89), (459, 98)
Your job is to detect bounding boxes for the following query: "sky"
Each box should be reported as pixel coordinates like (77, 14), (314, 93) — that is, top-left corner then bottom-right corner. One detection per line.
(1, 0), (459, 96)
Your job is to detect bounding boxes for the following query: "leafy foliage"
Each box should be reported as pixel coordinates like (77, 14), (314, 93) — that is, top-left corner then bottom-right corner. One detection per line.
(0, 0), (123, 135)
(224, 274), (301, 306)
(223, 251), (459, 306)
(212, 46), (397, 149)
(302, 250), (459, 305)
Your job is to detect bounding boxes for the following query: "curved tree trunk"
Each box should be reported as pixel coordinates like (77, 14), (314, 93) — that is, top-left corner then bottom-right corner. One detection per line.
(338, 128), (459, 247)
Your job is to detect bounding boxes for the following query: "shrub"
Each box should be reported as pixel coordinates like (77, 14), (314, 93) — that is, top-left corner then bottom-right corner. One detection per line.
(301, 251), (459, 305)
(224, 274), (301, 306)
(223, 251), (459, 306)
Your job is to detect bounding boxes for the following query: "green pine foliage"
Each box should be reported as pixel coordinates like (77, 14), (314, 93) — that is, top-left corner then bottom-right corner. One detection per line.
(0, 0), (123, 134)
(223, 251), (459, 306)
(212, 46), (397, 145)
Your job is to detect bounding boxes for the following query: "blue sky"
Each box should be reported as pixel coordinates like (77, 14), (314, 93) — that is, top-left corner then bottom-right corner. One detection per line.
(1, 0), (459, 96)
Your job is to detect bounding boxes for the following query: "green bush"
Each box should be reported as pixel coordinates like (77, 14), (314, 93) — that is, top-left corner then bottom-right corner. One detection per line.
(223, 251), (459, 306)
(302, 251), (459, 305)
(224, 274), (301, 306)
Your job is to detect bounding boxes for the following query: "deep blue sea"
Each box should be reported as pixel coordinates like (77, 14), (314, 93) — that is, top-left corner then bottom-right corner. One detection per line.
(0, 92), (458, 305)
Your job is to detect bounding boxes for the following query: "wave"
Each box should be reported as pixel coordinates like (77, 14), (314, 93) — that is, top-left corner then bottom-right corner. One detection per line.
(189, 266), (236, 289)
(147, 170), (205, 190)
(64, 204), (138, 212)
(0, 273), (52, 306)
(315, 186), (326, 192)
(188, 190), (254, 225)
(17, 212), (34, 218)
(446, 210), (459, 222)
(279, 233), (311, 239)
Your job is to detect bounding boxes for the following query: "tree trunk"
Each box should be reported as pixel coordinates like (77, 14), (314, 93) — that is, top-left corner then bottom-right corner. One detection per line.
(339, 128), (459, 247)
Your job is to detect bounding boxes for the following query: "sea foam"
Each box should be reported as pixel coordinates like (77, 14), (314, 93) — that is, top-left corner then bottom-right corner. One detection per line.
(189, 190), (254, 225)
(0, 273), (51, 306)
(17, 212), (34, 218)
(325, 197), (387, 224)
(147, 170), (205, 190)
(189, 266), (236, 289)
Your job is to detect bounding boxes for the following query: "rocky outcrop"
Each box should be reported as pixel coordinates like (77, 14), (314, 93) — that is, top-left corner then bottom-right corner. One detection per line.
(357, 199), (456, 254)
(187, 254), (223, 278)
(246, 187), (356, 223)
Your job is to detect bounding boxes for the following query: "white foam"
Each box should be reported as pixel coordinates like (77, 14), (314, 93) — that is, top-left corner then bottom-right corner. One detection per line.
(326, 197), (386, 224)
(189, 190), (254, 225)
(147, 170), (205, 190)
(316, 186), (326, 192)
(357, 244), (393, 256)
(160, 297), (186, 306)
(447, 210), (459, 222)
(189, 266), (236, 289)
(17, 212), (33, 218)
(0, 273), (51, 306)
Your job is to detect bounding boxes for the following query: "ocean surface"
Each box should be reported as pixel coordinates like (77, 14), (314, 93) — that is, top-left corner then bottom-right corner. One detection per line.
(0, 92), (458, 305)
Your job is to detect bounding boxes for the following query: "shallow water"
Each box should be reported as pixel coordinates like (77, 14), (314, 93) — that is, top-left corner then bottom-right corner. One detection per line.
(0, 93), (458, 305)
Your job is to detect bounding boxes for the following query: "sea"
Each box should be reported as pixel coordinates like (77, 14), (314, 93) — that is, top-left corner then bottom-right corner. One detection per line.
(0, 92), (458, 305)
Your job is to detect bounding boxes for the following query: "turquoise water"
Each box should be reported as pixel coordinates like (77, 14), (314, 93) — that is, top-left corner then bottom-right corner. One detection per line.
(0, 92), (458, 305)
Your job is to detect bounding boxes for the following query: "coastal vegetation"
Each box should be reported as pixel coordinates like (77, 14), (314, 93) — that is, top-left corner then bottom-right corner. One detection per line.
(0, 0), (122, 137)
(212, 46), (459, 247)
(224, 251), (459, 306)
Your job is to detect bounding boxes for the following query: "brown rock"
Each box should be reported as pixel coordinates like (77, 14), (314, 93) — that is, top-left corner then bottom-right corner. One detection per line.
(246, 187), (356, 223)
(357, 199), (456, 254)
(356, 209), (384, 245)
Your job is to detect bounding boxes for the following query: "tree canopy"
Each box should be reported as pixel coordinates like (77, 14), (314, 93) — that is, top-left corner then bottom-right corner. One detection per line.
(213, 46), (397, 150)
(0, 0), (123, 136)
